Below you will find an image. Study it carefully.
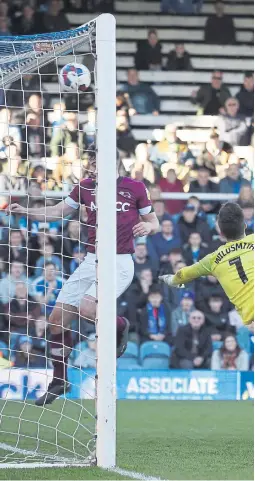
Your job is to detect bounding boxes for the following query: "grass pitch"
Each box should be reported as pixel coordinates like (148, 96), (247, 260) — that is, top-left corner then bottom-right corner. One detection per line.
(0, 400), (253, 480)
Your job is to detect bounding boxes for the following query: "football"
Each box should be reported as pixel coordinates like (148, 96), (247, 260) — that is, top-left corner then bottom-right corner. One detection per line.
(59, 63), (91, 92)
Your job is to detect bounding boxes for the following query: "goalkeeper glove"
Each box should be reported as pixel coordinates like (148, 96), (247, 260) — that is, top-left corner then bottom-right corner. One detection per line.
(158, 274), (185, 288)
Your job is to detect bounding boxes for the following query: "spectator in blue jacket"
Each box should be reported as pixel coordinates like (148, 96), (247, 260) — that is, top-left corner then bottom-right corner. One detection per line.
(182, 232), (209, 265)
(147, 218), (180, 263)
(121, 69), (160, 115)
(33, 262), (64, 318)
(242, 203), (254, 234)
(219, 163), (250, 194)
(171, 291), (195, 337)
(34, 243), (63, 278)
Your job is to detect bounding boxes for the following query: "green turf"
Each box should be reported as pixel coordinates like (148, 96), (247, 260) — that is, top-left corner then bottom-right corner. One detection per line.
(0, 400), (253, 480)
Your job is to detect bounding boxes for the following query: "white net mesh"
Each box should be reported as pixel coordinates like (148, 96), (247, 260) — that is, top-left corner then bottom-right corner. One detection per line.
(0, 19), (100, 466)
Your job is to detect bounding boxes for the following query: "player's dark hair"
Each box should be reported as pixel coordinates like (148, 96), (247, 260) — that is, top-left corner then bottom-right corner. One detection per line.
(217, 202), (245, 240)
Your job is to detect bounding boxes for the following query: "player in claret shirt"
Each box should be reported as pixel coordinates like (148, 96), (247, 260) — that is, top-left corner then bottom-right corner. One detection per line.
(8, 149), (159, 405)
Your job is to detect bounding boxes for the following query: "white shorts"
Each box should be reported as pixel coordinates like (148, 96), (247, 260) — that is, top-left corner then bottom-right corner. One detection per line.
(57, 253), (134, 308)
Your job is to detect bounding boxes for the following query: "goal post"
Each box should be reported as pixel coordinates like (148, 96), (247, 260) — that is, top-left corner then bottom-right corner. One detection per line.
(96, 14), (117, 469)
(0, 13), (117, 469)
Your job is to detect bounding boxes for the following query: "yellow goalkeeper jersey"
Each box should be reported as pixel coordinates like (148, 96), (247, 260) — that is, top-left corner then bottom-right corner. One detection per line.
(173, 233), (254, 325)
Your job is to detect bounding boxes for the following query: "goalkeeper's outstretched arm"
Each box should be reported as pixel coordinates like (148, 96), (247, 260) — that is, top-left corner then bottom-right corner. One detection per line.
(159, 254), (212, 287)
(6, 200), (75, 221)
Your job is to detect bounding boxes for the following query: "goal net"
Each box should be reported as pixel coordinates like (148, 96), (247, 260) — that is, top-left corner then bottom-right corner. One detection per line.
(0, 14), (116, 469)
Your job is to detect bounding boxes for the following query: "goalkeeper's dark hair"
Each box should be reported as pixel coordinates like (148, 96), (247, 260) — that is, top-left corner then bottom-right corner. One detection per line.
(88, 143), (121, 168)
(217, 202), (245, 240)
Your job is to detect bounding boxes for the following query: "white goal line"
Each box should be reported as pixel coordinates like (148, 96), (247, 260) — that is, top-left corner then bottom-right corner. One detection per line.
(0, 442), (165, 480)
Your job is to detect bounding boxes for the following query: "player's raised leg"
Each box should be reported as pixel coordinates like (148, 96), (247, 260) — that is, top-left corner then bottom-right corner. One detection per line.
(35, 254), (133, 406)
(35, 302), (77, 406)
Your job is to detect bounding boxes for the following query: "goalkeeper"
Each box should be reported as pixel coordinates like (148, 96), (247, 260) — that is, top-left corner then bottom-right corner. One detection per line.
(160, 202), (254, 326)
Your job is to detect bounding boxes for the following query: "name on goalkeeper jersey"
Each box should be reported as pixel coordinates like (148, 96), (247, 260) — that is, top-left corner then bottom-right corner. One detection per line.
(215, 242), (254, 264)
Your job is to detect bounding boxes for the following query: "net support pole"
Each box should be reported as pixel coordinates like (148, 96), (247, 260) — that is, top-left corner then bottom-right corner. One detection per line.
(95, 14), (117, 469)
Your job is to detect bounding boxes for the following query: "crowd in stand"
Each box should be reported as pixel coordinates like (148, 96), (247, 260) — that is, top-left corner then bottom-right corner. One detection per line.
(0, 0), (253, 371)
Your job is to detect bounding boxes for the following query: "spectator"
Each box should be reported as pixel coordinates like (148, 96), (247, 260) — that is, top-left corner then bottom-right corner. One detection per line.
(178, 204), (211, 245)
(50, 112), (86, 158)
(127, 268), (154, 330)
(168, 260), (196, 309)
(242, 203), (254, 235)
(182, 232), (209, 265)
(33, 262), (64, 318)
(5, 282), (40, 334)
(0, 261), (34, 304)
(158, 169), (185, 215)
(7, 229), (27, 264)
(219, 163), (250, 194)
(147, 218), (180, 263)
(211, 334), (249, 370)
(152, 200), (172, 224)
(133, 143), (156, 185)
(135, 29), (162, 71)
(217, 98), (248, 147)
(34, 243), (63, 278)
(72, 332), (96, 369)
(63, 219), (87, 265)
(195, 275), (230, 313)
(171, 310), (212, 369)
(14, 335), (47, 368)
(166, 43), (193, 71)
(159, 248), (184, 275)
(7, 74), (43, 110)
(196, 129), (230, 177)
(190, 71), (231, 115)
(171, 291), (195, 337)
(116, 110), (136, 156)
(148, 184), (161, 202)
(236, 72), (254, 118)
(83, 106), (96, 146)
(150, 124), (195, 167)
(0, 109), (21, 152)
(205, 294), (232, 341)
(189, 167), (220, 214)
(133, 242), (159, 279)
(12, 3), (37, 35)
(237, 184), (254, 207)
(37, 0), (70, 33)
(204, 1), (236, 45)
(70, 245), (86, 275)
(0, 16), (10, 36)
(21, 112), (46, 160)
(139, 286), (171, 344)
(121, 69), (160, 115)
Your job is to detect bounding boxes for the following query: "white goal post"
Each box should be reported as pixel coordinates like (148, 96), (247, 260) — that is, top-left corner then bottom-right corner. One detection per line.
(0, 14), (116, 469)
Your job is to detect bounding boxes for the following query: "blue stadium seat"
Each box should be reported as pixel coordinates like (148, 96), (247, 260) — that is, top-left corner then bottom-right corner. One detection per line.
(117, 357), (140, 369)
(142, 357), (170, 369)
(123, 341), (139, 359)
(117, 341), (140, 369)
(212, 341), (223, 351)
(140, 341), (170, 369)
(237, 327), (251, 353)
